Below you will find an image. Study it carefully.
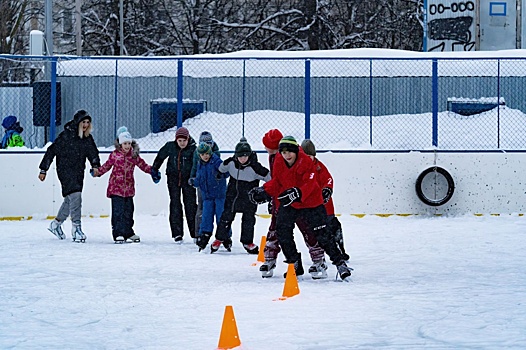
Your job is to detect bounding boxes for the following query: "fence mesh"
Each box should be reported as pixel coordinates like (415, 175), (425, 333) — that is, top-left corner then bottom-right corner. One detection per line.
(1, 55), (524, 151)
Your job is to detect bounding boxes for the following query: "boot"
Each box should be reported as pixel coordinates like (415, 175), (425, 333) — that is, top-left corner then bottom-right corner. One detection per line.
(336, 261), (353, 282)
(260, 258), (276, 278)
(72, 224), (86, 243)
(196, 232), (212, 251)
(308, 258), (328, 280)
(283, 253), (304, 277)
(222, 238), (232, 252)
(243, 243), (259, 255)
(127, 234), (141, 243)
(48, 220), (66, 240)
(210, 239), (222, 253)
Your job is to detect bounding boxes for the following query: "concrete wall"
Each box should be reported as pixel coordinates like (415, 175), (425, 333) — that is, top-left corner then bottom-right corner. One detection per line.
(1, 151), (525, 218)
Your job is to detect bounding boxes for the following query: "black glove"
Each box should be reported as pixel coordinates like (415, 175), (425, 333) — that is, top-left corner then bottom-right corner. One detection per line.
(188, 177), (196, 186)
(223, 157), (234, 166)
(151, 168), (161, 184)
(89, 169), (95, 177)
(215, 171), (224, 180)
(248, 186), (271, 205)
(278, 187), (302, 207)
(322, 187), (333, 204)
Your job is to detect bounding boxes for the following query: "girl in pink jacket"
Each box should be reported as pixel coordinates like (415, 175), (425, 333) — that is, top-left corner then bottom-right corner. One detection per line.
(96, 127), (159, 243)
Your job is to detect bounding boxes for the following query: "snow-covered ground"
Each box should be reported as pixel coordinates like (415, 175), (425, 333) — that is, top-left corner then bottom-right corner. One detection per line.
(1, 214), (525, 349)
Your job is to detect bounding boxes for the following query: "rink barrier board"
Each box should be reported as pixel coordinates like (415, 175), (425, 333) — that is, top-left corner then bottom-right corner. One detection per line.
(1, 213), (523, 221)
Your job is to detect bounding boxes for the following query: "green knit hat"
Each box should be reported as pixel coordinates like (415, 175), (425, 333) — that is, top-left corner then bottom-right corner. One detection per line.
(278, 136), (299, 153)
(197, 142), (212, 155)
(234, 137), (252, 157)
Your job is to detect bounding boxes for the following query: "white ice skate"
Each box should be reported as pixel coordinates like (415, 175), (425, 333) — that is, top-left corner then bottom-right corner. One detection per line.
(48, 220), (66, 240)
(260, 259), (276, 278)
(72, 225), (86, 243)
(308, 259), (328, 280)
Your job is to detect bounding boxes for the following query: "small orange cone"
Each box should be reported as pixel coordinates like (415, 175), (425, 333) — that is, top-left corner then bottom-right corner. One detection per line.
(251, 236), (267, 266)
(217, 305), (241, 349)
(280, 263), (300, 299)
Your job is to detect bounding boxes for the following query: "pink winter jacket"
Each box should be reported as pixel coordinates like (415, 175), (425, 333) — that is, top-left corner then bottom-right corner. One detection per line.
(98, 142), (152, 198)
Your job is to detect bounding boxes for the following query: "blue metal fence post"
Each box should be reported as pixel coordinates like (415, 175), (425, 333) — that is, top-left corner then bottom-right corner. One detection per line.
(432, 59), (438, 147)
(497, 59), (501, 148)
(177, 60), (183, 128)
(423, 0), (428, 52)
(369, 59), (373, 146)
(242, 59), (246, 137)
(49, 57), (58, 141)
(113, 60), (119, 137)
(305, 59), (311, 139)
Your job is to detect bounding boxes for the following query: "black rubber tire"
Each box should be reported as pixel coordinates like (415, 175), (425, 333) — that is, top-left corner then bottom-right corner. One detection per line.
(415, 166), (455, 206)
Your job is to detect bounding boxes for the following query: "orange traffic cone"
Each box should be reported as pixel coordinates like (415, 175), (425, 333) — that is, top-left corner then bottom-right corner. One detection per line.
(280, 263), (300, 299)
(217, 305), (241, 349)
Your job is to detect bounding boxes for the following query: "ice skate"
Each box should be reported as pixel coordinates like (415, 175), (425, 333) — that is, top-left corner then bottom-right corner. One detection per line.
(260, 258), (276, 278)
(71, 224), (86, 243)
(336, 261), (353, 282)
(210, 239), (222, 253)
(173, 235), (183, 244)
(196, 233), (211, 252)
(48, 220), (66, 240)
(127, 234), (141, 243)
(223, 238), (232, 252)
(243, 243), (259, 255)
(308, 259), (328, 280)
(114, 236), (125, 244)
(283, 253), (304, 278)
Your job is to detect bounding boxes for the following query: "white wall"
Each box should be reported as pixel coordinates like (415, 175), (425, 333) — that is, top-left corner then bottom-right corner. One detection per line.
(1, 151), (525, 218)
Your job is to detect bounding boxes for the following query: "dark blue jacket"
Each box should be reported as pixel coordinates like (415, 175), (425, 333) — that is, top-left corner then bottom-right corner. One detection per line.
(194, 154), (228, 200)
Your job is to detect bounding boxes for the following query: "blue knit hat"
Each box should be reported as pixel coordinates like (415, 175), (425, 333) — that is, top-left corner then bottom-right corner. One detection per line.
(2, 116), (17, 130)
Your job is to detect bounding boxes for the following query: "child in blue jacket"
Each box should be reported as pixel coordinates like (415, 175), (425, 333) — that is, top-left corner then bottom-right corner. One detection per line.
(191, 142), (229, 252)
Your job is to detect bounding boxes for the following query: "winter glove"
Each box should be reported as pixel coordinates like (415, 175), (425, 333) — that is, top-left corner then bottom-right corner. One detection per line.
(322, 187), (333, 204)
(223, 157), (235, 166)
(277, 187), (302, 207)
(248, 186), (272, 205)
(215, 171), (224, 180)
(89, 169), (95, 177)
(188, 177), (196, 187)
(151, 168), (161, 184)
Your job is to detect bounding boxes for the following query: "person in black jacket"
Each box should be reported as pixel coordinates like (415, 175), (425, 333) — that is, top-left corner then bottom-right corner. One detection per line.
(210, 137), (271, 254)
(38, 109), (100, 242)
(152, 127), (197, 242)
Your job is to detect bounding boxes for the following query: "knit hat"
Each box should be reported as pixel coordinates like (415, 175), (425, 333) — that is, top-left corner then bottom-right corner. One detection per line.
(199, 131), (214, 145)
(175, 127), (189, 140)
(235, 137), (252, 157)
(117, 126), (133, 144)
(197, 142), (212, 155)
(262, 129), (283, 150)
(279, 136), (299, 153)
(2, 116), (17, 130)
(301, 139), (316, 156)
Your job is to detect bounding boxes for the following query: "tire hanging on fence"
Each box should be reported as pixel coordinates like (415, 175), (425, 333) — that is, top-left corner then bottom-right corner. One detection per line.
(415, 166), (455, 206)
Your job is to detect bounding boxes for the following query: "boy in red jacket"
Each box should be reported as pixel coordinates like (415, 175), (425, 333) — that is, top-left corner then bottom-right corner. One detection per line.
(249, 136), (352, 281)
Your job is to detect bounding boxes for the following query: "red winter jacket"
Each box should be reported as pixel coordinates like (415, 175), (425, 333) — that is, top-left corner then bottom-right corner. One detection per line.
(98, 143), (152, 198)
(312, 158), (335, 215)
(264, 149), (323, 209)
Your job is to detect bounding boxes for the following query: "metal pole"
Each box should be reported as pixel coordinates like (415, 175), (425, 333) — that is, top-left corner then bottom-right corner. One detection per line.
(119, 0), (124, 55)
(75, 0), (82, 55)
(45, 0), (53, 56)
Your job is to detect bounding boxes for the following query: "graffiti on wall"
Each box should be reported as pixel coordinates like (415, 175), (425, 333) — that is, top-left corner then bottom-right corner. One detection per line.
(427, 1), (476, 51)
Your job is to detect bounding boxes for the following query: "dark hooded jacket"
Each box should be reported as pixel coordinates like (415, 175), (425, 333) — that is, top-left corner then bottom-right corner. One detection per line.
(152, 137), (197, 186)
(39, 110), (100, 197)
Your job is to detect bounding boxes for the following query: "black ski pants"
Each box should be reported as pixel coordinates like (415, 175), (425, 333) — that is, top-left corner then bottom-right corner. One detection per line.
(111, 195), (135, 240)
(167, 175), (197, 239)
(276, 204), (345, 265)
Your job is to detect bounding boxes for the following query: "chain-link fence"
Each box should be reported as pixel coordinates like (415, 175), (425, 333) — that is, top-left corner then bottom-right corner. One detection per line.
(1, 54), (525, 152)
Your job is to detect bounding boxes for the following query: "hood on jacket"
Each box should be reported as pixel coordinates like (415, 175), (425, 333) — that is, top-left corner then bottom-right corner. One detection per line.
(64, 109), (92, 138)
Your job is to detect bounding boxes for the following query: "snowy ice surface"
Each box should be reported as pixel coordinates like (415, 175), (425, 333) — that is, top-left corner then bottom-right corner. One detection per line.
(1, 214), (525, 349)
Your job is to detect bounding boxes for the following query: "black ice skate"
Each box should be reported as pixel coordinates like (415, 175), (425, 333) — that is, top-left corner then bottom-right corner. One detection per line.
(308, 259), (328, 280)
(260, 258), (276, 278)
